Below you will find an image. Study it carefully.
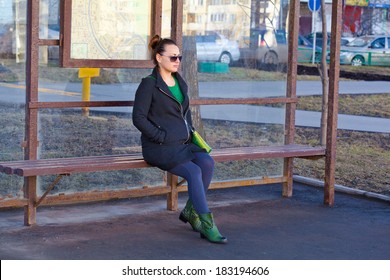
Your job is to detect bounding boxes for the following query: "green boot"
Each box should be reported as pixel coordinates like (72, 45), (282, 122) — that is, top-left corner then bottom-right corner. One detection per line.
(179, 200), (202, 232)
(199, 213), (228, 244)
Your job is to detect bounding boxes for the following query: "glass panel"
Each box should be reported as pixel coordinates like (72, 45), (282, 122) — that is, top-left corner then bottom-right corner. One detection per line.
(37, 168), (166, 195)
(0, 0), (27, 200)
(0, 103), (25, 199)
(69, 0), (151, 60)
(199, 106), (285, 181)
(37, 63), (152, 102)
(181, 1), (289, 96)
(38, 110), (140, 158)
(37, 109), (166, 193)
(161, 0), (172, 38)
(181, 1), (289, 180)
(200, 105), (286, 141)
(39, 0), (60, 39)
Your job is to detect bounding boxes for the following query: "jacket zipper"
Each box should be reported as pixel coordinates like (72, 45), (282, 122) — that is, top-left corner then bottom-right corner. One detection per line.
(158, 87), (191, 143)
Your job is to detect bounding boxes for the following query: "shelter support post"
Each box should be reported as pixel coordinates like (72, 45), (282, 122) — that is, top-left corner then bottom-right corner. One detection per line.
(325, 0), (343, 206)
(24, 176), (37, 225)
(24, 0), (40, 225)
(171, 0), (183, 50)
(283, 0), (300, 197)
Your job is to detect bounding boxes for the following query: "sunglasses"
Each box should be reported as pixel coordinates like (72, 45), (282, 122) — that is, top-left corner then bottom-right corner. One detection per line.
(161, 54), (183, 62)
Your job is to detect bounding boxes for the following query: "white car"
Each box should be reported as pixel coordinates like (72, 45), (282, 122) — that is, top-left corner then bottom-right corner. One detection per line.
(327, 35), (390, 66)
(195, 33), (240, 65)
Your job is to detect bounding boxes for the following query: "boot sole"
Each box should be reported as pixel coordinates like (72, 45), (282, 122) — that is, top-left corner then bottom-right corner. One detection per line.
(200, 233), (228, 244)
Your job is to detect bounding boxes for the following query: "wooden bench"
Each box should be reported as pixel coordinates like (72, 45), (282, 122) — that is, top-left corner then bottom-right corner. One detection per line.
(0, 145), (325, 177)
(0, 144), (325, 225)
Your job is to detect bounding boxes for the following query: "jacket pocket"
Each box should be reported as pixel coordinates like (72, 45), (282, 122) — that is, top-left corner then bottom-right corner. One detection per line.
(162, 124), (188, 144)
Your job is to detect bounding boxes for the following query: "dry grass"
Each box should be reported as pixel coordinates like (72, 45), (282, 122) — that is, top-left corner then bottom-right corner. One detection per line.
(295, 128), (389, 196)
(296, 92), (389, 195)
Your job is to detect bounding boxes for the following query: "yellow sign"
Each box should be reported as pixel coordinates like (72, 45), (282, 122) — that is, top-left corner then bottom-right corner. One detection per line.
(345, 0), (369, 6)
(78, 68), (100, 78)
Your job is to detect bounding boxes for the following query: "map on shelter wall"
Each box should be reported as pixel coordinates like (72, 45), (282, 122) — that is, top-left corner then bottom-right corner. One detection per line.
(70, 0), (151, 60)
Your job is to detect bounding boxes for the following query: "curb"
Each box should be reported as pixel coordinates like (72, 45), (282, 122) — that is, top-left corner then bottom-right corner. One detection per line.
(293, 175), (390, 203)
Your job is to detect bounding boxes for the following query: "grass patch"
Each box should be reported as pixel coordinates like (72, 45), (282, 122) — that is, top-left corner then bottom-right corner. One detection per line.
(295, 128), (390, 196)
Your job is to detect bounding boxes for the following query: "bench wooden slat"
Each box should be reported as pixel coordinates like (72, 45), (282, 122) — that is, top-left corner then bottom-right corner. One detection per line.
(0, 154), (144, 174)
(15, 159), (151, 177)
(0, 144), (325, 177)
(211, 144), (325, 162)
(0, 153), (143, 168)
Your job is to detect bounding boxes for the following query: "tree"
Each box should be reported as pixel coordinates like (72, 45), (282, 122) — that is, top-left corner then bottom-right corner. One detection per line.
(318, 0), (329, 145)
(181, 36), (204, 136)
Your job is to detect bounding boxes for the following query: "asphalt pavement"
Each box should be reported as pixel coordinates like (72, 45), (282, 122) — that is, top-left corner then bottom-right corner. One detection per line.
(0, 182), (389, 260)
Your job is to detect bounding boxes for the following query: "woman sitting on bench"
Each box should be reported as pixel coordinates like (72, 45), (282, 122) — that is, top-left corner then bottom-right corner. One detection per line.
(132, 35), (227, 244)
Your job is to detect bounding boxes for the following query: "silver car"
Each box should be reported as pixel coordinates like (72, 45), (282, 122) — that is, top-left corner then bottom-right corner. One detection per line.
(338, 35), (390, 66)
(196, 33), (240, 65)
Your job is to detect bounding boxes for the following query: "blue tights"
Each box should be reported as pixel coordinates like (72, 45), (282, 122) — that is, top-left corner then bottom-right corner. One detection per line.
(168, 152), (215, 215)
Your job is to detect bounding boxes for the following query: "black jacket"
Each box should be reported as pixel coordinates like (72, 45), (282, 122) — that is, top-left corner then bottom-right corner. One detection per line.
(132, 67), (204, 170)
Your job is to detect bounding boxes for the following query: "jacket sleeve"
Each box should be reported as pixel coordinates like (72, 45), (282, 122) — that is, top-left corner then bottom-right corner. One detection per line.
(132, 79), (166, 143)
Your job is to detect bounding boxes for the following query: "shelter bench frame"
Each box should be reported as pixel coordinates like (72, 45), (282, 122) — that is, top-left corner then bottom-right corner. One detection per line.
(0, 127), (325, 225)
(0, 98), (326, 225)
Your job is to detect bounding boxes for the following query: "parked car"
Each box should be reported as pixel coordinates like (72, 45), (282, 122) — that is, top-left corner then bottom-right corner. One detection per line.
(195, 33), (240, 65)
(305, 32), (352, 47)
(305, 32), (330, 47)
(332, 35), (390, 66)
(297, 35), (322, 63)
(241, 34), (322, 68)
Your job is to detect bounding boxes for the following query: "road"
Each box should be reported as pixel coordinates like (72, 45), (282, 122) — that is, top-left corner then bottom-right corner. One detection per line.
(1, 80), (389, 133)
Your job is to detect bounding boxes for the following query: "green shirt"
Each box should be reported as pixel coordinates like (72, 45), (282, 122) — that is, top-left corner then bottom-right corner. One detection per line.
(169, 77), (184, 104)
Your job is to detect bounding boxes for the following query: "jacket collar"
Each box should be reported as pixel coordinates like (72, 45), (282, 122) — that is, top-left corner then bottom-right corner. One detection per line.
(151, 67), (189, 107)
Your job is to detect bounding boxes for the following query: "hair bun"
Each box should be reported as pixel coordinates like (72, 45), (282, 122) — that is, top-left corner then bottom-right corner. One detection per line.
(149, 34), (162, 51)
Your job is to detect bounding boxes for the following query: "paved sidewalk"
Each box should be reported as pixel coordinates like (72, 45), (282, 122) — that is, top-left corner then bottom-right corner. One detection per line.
(200, 105), (390, 133)
(0, 182), (389, 260)
(1, 81), (389, 133)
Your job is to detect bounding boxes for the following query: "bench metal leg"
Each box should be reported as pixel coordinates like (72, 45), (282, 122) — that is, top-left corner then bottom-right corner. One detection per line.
(23, 174), (68, 225)
(24, 176), (37, 226)
(167, 172), (178, 211)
